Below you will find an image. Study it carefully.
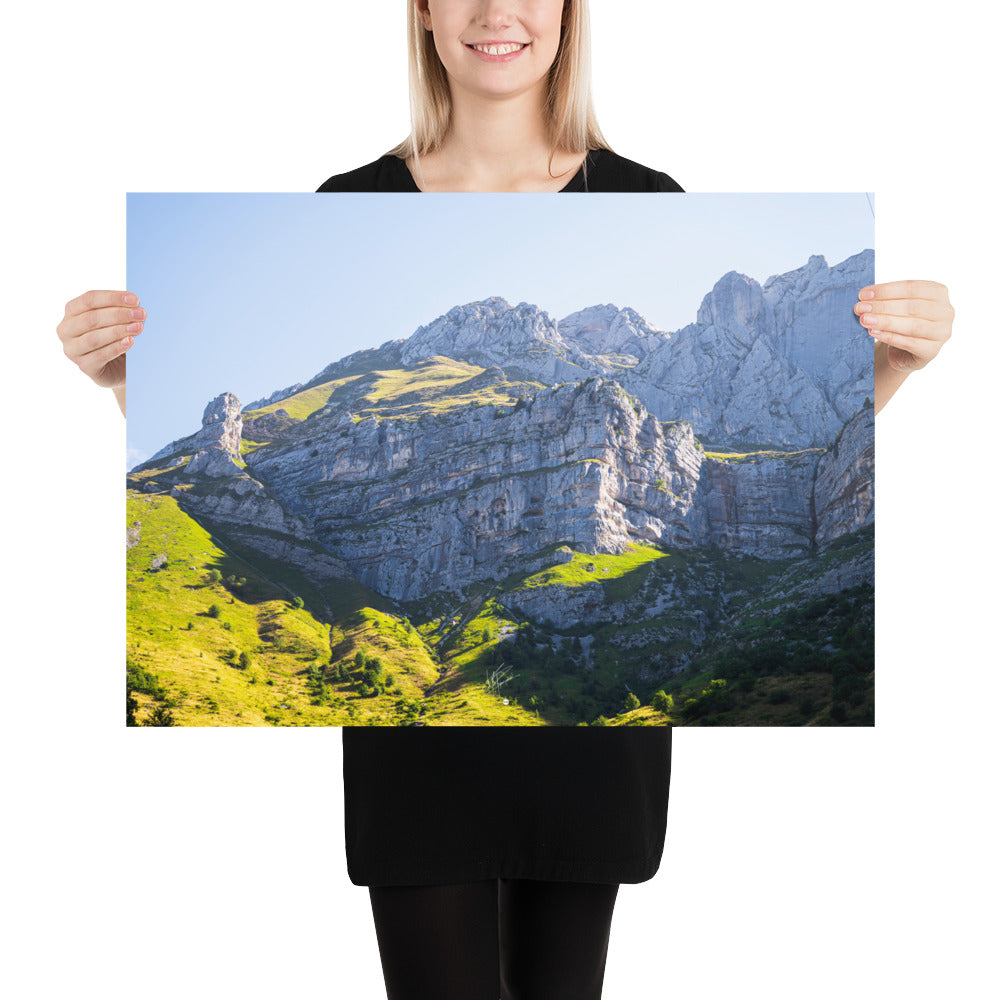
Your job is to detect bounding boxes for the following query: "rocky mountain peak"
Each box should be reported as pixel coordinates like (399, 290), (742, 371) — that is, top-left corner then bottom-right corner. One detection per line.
(558, 303), (666, 360)
(695, 271), (770, 342)
(201, 392), (241, 435)
(400, 297), (562, 368)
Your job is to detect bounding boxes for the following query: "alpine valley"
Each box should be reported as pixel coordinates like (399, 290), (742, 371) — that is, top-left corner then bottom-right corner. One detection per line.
(127, 251), (874, 727)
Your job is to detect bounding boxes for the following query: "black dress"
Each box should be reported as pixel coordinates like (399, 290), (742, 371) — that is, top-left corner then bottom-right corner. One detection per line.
(318, 149), (683, 887)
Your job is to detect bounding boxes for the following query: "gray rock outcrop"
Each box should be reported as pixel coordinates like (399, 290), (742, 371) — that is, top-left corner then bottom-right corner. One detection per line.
(813, 405), (876, 547)
(143, 392), (243, 467)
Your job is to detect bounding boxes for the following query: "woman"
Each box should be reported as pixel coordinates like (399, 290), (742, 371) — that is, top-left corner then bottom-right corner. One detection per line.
(57, 2), (953, 997)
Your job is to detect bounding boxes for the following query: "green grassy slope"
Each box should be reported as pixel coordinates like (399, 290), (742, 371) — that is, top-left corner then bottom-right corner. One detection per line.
(126, 490), (541, 726)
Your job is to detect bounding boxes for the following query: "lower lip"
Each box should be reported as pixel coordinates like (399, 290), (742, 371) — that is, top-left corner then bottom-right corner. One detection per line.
(466, 43), (529, 63)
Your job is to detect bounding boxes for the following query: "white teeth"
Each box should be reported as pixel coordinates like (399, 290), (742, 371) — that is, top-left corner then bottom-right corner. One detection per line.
(472, 43), (526, 55)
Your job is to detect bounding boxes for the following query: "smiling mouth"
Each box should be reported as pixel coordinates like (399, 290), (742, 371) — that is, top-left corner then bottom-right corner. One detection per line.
(466, 42), (529, 56)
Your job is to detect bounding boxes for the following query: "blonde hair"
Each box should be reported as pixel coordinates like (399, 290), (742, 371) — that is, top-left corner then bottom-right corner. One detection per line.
(387, 0), (611, 167)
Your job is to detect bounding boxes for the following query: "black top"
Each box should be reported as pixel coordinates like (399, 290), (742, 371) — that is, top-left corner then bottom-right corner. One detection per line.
(319, 149), (682, 887)
(318, 147), (683, 194)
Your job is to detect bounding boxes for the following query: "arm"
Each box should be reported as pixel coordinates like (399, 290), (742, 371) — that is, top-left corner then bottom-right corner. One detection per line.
(874, 341), (912, 414)
(855, 280), (954, 415)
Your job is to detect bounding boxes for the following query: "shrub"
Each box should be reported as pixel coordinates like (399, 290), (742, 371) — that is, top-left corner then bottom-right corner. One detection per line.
(144, 706), (175, 727)
(623, 692), (641, 712)
(205, 569), (222, 584)
(307, 662), (329, 703)
(207, 603), (222, 619)
(591, 715), (608, 727)
(651, 690), (673, 713)
(291, 596), (304, 609)
(238, 651), (251, 669)
(126, 659), (167, 699)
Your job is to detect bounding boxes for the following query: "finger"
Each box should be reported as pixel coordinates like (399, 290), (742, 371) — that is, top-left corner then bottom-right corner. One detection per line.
(66, 320), (145, 359)
(59, 305), (147, 353)
(63, 290), (140, 318)
(76, 334), (135, 379)
(866, 326), (937, 360)
(854, 297), (953, 322)
(857, 312), (943, 340)
(857, 279), (948, 302)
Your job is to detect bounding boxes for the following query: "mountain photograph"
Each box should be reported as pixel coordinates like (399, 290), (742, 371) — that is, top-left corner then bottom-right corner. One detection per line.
(126, 194), (874, 727)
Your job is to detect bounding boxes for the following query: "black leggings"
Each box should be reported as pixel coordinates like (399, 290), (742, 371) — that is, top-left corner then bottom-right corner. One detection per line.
(368, 878), (620, 1000)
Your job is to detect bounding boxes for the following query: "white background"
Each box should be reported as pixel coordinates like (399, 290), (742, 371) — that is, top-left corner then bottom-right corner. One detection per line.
(3, 2), (996, 998)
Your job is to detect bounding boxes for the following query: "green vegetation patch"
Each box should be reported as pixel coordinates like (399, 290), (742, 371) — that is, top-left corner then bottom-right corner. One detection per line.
(355, 358), (524, 420)
(331, 607), (440, 695)
(703, 447), (826, 462)
(245, 378), (361, 422)
(512, 542), (670, 603)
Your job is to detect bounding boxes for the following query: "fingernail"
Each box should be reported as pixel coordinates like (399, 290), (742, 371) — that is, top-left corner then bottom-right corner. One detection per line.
(123, 293), (139, 306)
(126, 321), (143, 333)
(856, 303), (872, 314)
(860, 288), (875, 300)
(121, 336), (134, 348)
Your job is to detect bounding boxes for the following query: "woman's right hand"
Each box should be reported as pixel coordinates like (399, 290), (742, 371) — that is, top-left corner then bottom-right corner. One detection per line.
(57, 290), (145, 390)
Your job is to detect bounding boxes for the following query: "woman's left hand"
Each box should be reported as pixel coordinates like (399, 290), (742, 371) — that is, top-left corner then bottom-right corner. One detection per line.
(855, 280), (954, 372)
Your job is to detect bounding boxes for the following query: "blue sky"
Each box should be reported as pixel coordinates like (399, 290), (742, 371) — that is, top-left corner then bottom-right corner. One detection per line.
(126, 192), (872, 466)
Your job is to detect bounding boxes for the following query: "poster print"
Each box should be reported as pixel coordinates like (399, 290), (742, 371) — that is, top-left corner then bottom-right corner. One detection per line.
(126, 193), (874, 727)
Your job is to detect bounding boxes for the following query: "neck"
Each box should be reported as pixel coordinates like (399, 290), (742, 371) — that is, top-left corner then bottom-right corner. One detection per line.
(426, 81), (559, 190)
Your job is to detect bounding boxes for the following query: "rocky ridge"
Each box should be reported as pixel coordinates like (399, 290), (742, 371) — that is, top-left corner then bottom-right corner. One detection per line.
(130, 252), (874, 652)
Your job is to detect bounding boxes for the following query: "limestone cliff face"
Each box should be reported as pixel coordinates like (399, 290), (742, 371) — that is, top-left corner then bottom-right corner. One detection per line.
(246, 379), (708, 601)
(765, 252), (876, 423)
(813, 405), (875, 547)
(700, 452), (821, 557)
(625, 252), (874, 448)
